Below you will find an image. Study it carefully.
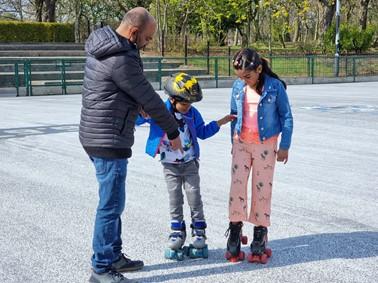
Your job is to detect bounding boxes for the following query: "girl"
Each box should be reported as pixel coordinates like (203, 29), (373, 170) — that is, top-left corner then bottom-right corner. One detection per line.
(225, 48), (293, 263)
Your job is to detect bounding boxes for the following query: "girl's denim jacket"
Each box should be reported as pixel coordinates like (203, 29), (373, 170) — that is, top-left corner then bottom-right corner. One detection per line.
(136, 100), (220, 158)
(230, 75), (293, 150)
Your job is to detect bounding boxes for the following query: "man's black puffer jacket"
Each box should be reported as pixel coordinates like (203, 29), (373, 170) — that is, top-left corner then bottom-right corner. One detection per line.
(79, 26), (178, 158)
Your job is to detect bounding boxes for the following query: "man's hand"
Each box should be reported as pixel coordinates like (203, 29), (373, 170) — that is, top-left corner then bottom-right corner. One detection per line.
(217, 114), (237, 127)
(276, 149), (289, 164)
(170, 136), (183, 153)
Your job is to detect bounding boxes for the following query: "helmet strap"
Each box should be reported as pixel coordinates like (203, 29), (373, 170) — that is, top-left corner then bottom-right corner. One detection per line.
(170, 98), (179, 112)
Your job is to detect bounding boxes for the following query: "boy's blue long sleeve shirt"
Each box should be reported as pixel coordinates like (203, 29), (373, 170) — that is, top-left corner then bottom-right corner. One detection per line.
(136, 100), (220, 158)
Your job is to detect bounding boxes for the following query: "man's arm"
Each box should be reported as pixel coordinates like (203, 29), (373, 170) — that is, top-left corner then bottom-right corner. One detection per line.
(112, 54), (179, 140)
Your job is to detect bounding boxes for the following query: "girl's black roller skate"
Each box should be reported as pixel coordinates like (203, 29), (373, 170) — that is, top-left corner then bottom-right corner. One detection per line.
(224, 222), (248, 262)
(247, 226), (272, 264)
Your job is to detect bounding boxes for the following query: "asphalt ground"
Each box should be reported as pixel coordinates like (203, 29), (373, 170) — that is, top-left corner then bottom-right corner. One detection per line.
(0, 82), (377, 282)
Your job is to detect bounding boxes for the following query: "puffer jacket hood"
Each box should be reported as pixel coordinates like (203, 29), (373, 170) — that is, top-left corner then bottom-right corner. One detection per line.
(85, 26), (134, 59)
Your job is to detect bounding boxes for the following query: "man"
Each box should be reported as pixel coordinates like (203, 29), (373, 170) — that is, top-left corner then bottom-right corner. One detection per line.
(80, 7), (182, 283)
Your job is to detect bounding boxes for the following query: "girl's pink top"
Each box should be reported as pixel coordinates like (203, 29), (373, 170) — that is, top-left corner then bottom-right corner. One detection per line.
(236, 85), (277, 144)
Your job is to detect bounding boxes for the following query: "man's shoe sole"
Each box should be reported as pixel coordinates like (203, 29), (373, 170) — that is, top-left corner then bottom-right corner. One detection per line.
(114, 263), (144, 273)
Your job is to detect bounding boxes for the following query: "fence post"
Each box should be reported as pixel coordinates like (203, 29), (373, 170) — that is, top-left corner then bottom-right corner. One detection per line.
(14, 62), (19, 97)
(311, 56), (315, 84)
(268, 53), (273, 69)
(158, 58), (162, 90)
(161, 29), (165, 57)
(228, 46), (231, 76)
(23, 61), (28, 96)
(345, 56), (348, 76)
(352, 57), (356, 82)
(214, 58), (218, 88)
(61, 59), (67, 95)
(307, 55), (311, 77)
(207, 41), (210, 74)
(24, 60), (32, 96)
(184, 35), (188, 65)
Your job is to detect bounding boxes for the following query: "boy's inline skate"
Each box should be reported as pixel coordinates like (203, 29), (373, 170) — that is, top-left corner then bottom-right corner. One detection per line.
(247, 226), (272, 264)
(224, 222), (248, 262)
(164, 220), (187, 261)
(187, 220), (208, 259)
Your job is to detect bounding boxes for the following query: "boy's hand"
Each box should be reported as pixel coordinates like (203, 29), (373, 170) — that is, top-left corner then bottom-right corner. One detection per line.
(276, 149), (289, 164)
(170, 136), (184, 153)
(217, 114), (237, 127)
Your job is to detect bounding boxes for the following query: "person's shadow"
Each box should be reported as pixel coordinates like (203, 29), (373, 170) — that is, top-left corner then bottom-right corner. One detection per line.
(0, 124), (78, 139)
(135, 231), (378, 282)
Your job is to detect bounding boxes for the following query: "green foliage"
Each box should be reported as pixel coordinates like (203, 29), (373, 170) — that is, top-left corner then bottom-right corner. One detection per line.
(324, 23), (376, 54)
(0, 21), (74, 42)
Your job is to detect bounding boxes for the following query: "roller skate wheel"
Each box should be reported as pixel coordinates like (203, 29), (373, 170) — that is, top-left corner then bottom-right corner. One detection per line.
(225, 251), (232, 260)
(247, 253), (261, 263)
(241, 236), (248, 245)
(177, 253), (185, 261)
(260, 253), (268, 264)
(164, 249), (174, 259)
(265, 248), (272, 257)
(202, 246), (209, 258)
(229, 256), (239, 263)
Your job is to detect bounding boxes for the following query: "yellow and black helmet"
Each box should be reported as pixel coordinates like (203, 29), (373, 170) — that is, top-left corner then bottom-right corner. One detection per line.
(163, 73), (203, 103)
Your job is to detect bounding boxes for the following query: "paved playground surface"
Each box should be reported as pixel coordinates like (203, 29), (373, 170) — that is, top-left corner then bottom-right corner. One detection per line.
(0, 82), (377, 282)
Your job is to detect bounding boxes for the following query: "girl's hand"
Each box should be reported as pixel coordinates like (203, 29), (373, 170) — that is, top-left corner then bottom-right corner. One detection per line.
(140, 109), (150, 119)
(217, 114), (237, 127)
(276, 149), (289, 164)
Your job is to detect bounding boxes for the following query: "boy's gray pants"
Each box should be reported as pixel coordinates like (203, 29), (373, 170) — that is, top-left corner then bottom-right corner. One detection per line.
(162, 159), (205, 223)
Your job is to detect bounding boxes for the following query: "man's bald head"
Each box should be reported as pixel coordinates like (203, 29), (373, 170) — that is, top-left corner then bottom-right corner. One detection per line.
(117, 7), (156, 49)
(122, 7), (155, 29)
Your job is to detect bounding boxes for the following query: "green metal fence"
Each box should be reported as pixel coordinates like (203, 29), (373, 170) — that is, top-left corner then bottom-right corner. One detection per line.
(0, 55), (377, 96)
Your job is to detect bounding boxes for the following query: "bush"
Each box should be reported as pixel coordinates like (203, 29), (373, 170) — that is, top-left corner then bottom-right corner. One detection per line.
(0, 21), (74, 42)
(324, 23), (375, 54)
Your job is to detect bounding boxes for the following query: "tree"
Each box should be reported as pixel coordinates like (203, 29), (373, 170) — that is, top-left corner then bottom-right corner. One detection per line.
(0, 0), (27, 20)
(318, 0), (336, 36)
(44, 0), (56, 22)
(359, 0), (370, 30)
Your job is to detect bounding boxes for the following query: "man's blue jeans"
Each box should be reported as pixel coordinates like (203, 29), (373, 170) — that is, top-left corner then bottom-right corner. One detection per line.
(90, 156), (128, 274)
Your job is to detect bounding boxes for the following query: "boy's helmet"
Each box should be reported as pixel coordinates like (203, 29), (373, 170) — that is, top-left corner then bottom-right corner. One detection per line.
(164, 73), (203, 103)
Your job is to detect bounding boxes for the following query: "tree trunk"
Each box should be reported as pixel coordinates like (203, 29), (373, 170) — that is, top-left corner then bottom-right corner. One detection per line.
(180, 8), (190, 39)
(156, 0), (161, 52)
(237, 26), (248, 47)
(74, 1), (82, 43)
(359, 0), (370, 30)
(293, 18), (301, 42)
(162, 1), (168, 53)
(13, 0), (24, 21)
(318, 0), (336, 36)
(250, 0), (259, 42)
(253, 10), (261, 41)
(43, 0), (56, 22)
(279, 33), (286, 48)
(233, 28), (238, 46)
(47, 0), (56, 22)
(35, 0), (44, 22)
(314, 3), (321, 41)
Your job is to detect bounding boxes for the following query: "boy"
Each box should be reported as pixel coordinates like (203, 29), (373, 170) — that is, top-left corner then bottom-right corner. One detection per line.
(137, 73), (234, 259)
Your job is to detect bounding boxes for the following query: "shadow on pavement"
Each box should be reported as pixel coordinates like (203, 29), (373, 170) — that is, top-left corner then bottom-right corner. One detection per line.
(0, 124), (78, 139)
(136, 231), (378, 282)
